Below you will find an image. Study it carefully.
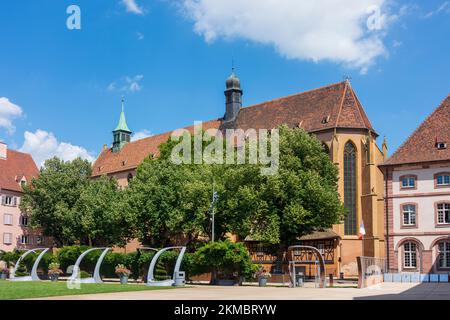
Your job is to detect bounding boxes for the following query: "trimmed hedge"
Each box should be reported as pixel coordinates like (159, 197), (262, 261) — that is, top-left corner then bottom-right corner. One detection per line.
(0, 242), (255, 281)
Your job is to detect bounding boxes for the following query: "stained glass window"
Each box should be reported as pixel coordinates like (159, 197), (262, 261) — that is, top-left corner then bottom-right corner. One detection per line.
(344, 142), (357, 235)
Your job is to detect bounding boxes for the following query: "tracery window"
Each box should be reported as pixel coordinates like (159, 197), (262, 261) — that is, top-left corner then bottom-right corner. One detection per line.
(344, 142), (357, 235)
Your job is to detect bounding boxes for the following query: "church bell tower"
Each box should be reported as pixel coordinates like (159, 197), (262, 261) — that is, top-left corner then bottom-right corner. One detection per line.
(112, 97), (132, 153)
(223, 68), (243, 123)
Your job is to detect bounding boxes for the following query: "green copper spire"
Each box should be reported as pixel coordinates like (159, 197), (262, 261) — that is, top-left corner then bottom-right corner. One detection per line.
(112, 97), (132, 153)
(114, 97), (131, 132)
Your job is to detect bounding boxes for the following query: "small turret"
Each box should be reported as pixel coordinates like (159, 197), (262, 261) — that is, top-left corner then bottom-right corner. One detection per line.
(382, 136), (388, 161)
(112, 97), (132, 153)
(223, 68), (243, 123)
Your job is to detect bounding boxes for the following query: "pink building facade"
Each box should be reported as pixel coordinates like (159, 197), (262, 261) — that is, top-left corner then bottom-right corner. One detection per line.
(381, 95), (450, 274)
(0, 142), (49, 252)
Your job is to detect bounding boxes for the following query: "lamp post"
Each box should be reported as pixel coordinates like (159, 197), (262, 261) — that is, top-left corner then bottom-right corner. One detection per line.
(210, 187), (219, 243)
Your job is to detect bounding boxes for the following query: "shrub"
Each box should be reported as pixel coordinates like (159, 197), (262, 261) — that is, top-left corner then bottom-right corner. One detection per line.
(15, 260), (28, 277)
(56, 245), (89, 274)
(190, 240), (257, 281)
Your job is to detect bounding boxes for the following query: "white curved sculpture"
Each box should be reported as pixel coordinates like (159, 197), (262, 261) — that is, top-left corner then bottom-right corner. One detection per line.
(10, 248), (49, 281)
(68, 247), (110, 284)
(146, 246), (186, 287)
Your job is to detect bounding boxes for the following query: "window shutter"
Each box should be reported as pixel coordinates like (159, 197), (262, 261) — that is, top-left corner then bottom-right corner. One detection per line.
(1, 196), (4, 205)
(13, 197), (17, 206)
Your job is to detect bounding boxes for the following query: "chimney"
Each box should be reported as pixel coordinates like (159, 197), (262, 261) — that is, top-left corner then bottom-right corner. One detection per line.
(0, 141), (7, 159)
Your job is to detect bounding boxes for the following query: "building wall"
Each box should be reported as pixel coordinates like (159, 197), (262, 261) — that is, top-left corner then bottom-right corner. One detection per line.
(316, 129), (386, 276)
(0, 189), (49, 252)
(386, 161), (450, 273)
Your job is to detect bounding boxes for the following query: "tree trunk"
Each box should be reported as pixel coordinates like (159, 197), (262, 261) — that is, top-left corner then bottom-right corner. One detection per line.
(210, 269), (218, 285)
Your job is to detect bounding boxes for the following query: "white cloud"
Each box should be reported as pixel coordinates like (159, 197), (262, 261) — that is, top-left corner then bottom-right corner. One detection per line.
(19, 129), (95, 167)
(108, 75), (144, 93)
(131, 129), (153, 142)
(0, 97), (23, 135)
(137, 32), (145, 40)
(424, 1), (450, 18)
(180, 0), (398, 71)
(122, 0), (145, 15)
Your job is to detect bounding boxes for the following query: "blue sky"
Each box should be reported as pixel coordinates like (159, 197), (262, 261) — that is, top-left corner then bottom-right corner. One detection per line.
(0, 0), (449, 165)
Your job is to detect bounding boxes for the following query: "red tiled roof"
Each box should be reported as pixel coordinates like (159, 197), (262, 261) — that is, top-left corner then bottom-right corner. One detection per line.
(0, 149), (39, 192)
(383, 94), (450, 166)
(92, 81), (375, 176)
(235, 81), (374, 133)
(92, 119), (222, 177)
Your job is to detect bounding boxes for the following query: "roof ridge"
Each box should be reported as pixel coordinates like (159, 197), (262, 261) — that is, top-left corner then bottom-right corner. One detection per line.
(347, 83), (375, 132)
(384, 94), (450, 165)
(242, 81), (346, 111)
(6, 149), (34, 157)
(108, 118), (222, 149)
(334, 81), (349, 127)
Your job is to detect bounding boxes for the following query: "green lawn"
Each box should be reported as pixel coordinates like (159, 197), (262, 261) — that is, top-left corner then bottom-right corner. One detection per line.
(0, 280), (175, 300)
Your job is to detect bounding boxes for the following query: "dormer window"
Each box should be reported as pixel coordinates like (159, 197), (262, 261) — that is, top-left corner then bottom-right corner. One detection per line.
(321, 115), (330, 124)
(436, 142), (447, 150)
(400, 175), (417, 190)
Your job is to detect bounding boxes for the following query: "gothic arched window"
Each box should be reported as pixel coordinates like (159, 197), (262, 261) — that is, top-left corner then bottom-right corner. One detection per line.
(344, 142), (357, 235)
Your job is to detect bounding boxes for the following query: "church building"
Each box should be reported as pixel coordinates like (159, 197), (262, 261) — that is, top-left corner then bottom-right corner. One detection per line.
(92, 72), (387, 276)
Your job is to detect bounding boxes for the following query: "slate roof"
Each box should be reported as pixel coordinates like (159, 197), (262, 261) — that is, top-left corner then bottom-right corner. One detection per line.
(382, 94), (450, 166)
(0, 149), (39, 192)
(92, 81), (376, 176)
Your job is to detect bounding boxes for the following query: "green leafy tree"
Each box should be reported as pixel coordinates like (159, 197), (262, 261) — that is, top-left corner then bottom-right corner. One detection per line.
(127, 125), (344, 248)
(125, 155), (218, 247)
(219, 125), (345, 244)
(191, 240), (257, 282)
(72, 176), (135, 246)
(21, 157), (92, 246)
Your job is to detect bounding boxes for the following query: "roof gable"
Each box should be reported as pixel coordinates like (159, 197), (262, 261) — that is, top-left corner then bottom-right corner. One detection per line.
(235, 81), (374, 133)
(0, 149), (39, 192)
(383, 94), (450, 166)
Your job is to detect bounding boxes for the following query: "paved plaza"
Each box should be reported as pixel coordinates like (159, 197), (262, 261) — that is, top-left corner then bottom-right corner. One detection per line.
(34, 282), (450, 300)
